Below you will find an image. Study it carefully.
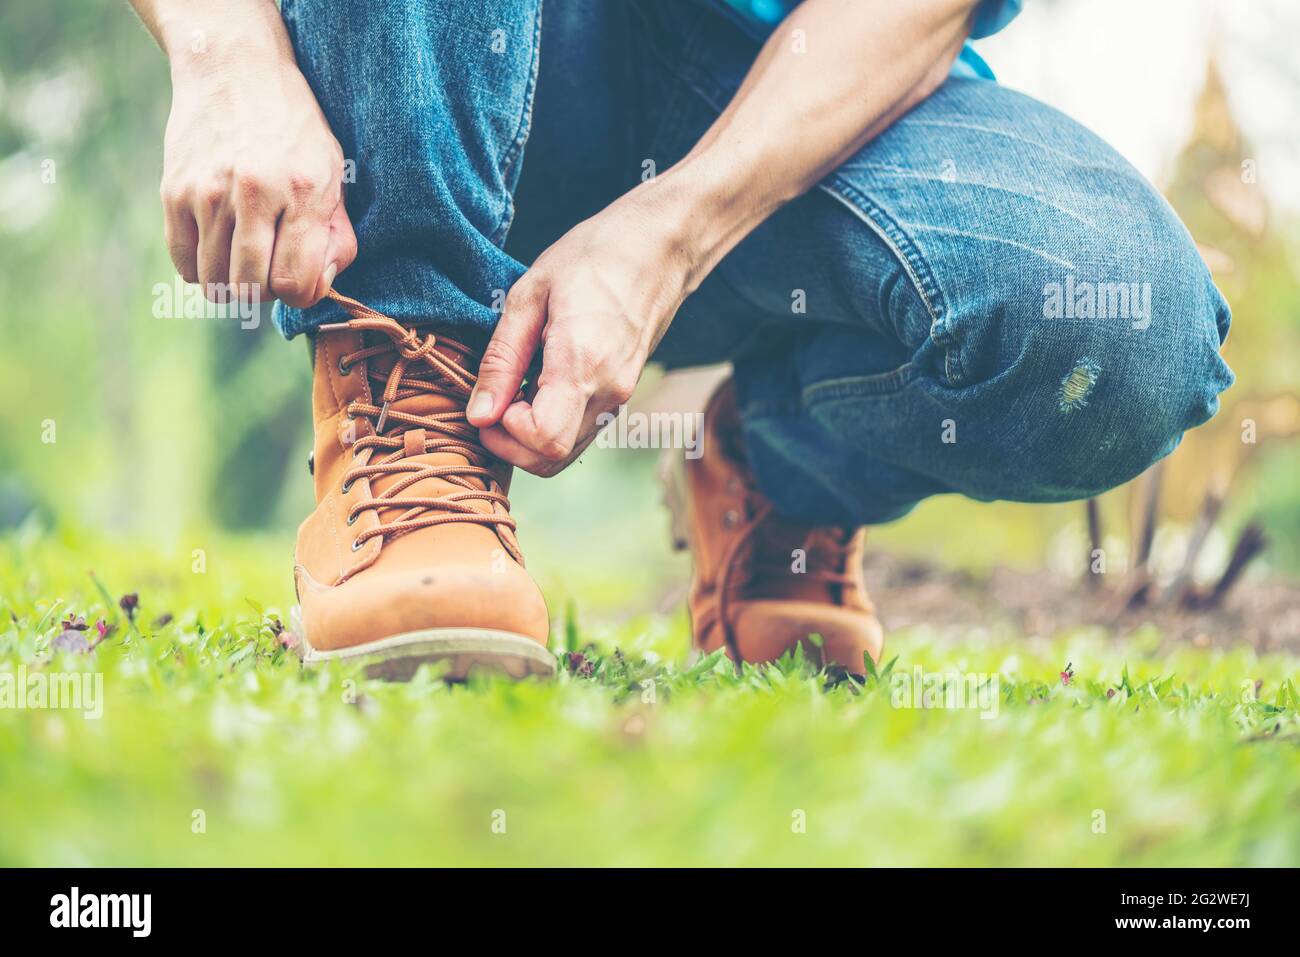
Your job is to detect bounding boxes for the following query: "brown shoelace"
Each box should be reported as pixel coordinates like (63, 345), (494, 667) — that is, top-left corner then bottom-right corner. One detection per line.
(319, 290), (522, 562)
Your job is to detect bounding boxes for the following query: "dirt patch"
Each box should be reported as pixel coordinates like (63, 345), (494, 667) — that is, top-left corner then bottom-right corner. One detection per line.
(863, 552), (1300, 654)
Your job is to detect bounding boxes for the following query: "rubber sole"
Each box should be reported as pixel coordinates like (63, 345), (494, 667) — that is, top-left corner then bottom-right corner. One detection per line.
(291, 607), (556, 682)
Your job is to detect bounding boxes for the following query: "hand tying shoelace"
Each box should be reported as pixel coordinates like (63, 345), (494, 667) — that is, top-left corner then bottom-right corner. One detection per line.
(318, 290), (523, 562)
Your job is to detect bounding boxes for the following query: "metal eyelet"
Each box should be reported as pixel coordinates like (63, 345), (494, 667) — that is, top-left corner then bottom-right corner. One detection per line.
(346, 512), (357, 526)
(338, 356), (353, 375)
(351, 538), (363, 552)
(341, 479), (353, 494)
(723, 509), (740, 529)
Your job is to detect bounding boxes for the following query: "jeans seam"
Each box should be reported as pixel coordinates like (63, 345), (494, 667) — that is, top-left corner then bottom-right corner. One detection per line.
(816, 176), (965, 386)
(801, 363), (924, 404)
(492, 0), (544, 247)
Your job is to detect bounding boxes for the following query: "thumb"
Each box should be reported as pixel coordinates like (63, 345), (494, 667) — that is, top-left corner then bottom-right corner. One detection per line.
(313, 201), (358, 301)
(468, 281), (547, 427)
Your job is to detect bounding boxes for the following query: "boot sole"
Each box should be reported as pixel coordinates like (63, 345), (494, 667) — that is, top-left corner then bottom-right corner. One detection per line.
(290, 607), (556, 682)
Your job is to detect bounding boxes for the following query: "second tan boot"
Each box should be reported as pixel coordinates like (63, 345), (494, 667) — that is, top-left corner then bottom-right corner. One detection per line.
(666, 379), (884, 675)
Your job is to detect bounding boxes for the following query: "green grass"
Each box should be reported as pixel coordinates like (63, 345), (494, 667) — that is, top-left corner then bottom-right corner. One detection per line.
(1, 528), (1298, 867)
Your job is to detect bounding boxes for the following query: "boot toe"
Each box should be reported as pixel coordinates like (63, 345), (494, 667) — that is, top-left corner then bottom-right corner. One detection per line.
(722, 600), (884, 674)
(296, 560), (549, 653)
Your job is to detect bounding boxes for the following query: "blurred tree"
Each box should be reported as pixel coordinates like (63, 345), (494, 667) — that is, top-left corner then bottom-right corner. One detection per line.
(1152, 54), (1300, 567)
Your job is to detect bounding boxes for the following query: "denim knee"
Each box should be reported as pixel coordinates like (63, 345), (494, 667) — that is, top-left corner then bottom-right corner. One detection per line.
(945, 238), (1235, 503)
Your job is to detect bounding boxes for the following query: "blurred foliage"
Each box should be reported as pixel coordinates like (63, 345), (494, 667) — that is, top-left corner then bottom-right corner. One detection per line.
(0, 2), (315, 539)
(1155, 61), (1300, 572)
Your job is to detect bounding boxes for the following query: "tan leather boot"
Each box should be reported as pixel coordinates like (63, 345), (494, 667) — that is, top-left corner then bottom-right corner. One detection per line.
(668, 379), (884, 675)
(291, 291), (553, 681)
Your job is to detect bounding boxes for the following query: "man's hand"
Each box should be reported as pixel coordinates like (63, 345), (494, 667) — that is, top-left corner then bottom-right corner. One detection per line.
(468, 0), (973, 477)
(467, 183), (698, 477)
(135, 0), (355, 307)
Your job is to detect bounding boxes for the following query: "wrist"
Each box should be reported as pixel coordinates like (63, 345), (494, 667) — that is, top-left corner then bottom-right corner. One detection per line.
(641, 147), (793, 292)
(161, 0), (293, 82)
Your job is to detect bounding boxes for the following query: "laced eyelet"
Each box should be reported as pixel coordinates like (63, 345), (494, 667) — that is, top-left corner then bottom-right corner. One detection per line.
(723, 509), (741, 529)
(347, 512), (357, 526)
(313, 297), (509, 564)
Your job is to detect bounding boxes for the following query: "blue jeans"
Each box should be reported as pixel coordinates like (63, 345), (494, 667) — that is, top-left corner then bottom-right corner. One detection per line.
(277, 0), (1233, 526)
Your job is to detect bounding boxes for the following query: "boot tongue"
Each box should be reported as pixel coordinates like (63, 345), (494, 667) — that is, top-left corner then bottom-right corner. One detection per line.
(360, 333), (500, 525)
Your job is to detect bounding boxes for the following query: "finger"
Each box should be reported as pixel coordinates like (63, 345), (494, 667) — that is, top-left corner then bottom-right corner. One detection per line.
(162, 196), (200, 284)
(268, 205), (331, 309)
(229, 213), (276, 307)
(196, 210), (236, 303)
(312, 200), (357, 301)
(480, 422), (562, 476)
(480, 404), (604, 477)
(467, 281), (548, 427)
(496, 328), (592, 459)
(500, 374), (587, 462)
(229, 173), (281, 306)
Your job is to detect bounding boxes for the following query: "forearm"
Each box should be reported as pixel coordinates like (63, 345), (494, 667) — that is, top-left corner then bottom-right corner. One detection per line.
(648, 0), (977, 290)
(127, 0), (294, 77)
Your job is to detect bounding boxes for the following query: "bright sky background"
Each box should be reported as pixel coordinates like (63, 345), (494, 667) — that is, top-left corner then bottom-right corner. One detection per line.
(974, 0), (1300, 214)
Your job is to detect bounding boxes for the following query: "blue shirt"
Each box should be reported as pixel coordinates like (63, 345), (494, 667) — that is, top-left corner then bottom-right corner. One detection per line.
(718, 0), (1021, 80)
